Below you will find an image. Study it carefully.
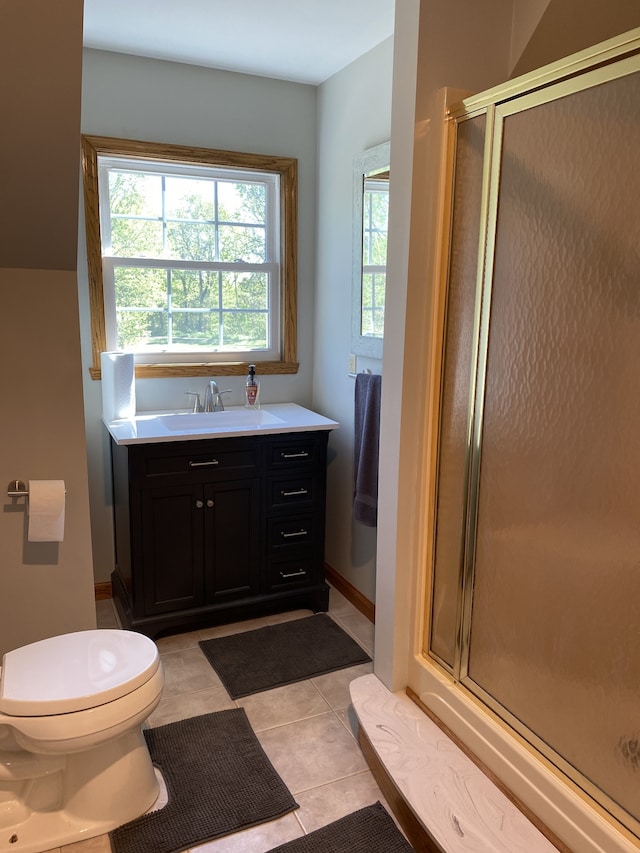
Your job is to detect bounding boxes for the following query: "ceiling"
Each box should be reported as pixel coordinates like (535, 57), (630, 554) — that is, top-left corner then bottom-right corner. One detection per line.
(83, 0), (396, 86)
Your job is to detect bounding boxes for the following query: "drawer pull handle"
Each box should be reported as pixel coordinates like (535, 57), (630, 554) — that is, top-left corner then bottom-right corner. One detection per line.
(280, 569), (307, 579)
(189, 459), (220, 468)
(281, 451), (309, 459)
(281, 488), (308, 497)
(281, 529), (308, 538)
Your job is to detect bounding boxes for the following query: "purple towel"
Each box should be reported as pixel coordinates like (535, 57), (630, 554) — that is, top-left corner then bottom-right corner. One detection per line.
(353, 373), (382, 527)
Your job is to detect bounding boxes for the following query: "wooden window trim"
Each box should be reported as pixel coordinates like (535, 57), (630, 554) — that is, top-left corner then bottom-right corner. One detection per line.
(81, 135), (299, 379)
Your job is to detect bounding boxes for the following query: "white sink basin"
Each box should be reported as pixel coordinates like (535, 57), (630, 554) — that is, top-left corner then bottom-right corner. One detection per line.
(159, 409), (285, 431)
(105, 403), (339, 445)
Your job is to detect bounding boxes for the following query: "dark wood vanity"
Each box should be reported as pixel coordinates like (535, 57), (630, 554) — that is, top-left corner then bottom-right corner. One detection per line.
(109, 429), (332, 638)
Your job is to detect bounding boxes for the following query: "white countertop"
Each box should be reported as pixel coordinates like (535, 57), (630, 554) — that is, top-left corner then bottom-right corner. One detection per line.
(104, 403), (339, 445)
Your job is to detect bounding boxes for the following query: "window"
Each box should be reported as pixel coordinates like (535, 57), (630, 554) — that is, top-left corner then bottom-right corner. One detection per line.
(360, 176), (388, 338)
(81, 136), (298, 378)
(351, 141), (389, 360)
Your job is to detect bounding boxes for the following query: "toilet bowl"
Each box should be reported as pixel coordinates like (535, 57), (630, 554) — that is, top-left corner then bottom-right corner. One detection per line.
(0, 629), (164, 853)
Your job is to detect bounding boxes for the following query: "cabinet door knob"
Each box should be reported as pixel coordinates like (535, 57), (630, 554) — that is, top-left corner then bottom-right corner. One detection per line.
(206, 499), (214, 508)
(195, 499), (204, 508)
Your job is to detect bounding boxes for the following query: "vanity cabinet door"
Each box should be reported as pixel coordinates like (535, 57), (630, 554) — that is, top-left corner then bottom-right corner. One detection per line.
(203, 478), (261, 604)
(139, 478), (261, 616)
(140, 483), (205, 615)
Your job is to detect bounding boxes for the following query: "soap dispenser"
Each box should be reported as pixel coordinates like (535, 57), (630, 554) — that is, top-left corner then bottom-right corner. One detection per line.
(245, 363), (260, 408)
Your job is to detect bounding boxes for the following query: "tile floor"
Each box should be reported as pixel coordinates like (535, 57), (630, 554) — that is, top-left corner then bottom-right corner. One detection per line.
(47, 586), (392, 853)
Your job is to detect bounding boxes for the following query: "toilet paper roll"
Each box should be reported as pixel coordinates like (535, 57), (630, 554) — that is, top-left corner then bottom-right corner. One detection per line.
(28, 480), (66, 542)
(101, 351), (136, 422)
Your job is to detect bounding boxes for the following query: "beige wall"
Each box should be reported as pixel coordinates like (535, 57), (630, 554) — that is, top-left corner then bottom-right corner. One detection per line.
(512, 0), (640, 76)
(0, 0), (83, 271)
(0, 0), (96, 656)
(510, 0), (551, 72)
(376, 0), (515, 689)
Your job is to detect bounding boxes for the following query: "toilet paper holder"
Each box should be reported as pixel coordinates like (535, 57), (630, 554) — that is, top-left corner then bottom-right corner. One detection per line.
(6, 480), (68, 499)
(7, 480), (29, 499)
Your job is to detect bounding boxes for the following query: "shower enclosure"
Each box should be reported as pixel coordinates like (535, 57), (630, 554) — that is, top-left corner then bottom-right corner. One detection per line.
(426, 33), (640, 842)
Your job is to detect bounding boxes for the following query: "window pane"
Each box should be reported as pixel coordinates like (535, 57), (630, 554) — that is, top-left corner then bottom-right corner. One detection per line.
(369, 190), (389, 230)
(222, 309), (268, 350)
(361, 271), (385, 338)
(362, 232), (371, 266)
(166, 221), (217, 261)
(218, 181), (266, 224)
(170, 269), (219, 309)
(109, 171), (163, 257)
(114, 267), (167, 309)
(219, 224), (266, 262)
(114, 267), (168, 350)
(362, 273), (373, 306)
(116, 310), (168, 350)
(172, 311), (220, 349)
(363, 226), (388, 265)
(164, 177), (214, 219)
(361, 270), (385, 335)
(372, 308), (385, 337)
(221, 272), (268, 310)
(369, 232), (388, 265)
(111, 218), (163, 257)
(373, 273), (385, 335)
(363, 184), (389, 267)
(109, 171), (161, 217)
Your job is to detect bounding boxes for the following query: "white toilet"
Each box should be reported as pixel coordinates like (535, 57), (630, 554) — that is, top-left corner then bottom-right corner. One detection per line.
(0, 629), (164, 853)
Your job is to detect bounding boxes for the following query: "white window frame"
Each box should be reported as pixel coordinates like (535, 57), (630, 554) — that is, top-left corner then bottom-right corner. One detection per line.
(98, 157), (280, 364)
(360, 176), (388, 339)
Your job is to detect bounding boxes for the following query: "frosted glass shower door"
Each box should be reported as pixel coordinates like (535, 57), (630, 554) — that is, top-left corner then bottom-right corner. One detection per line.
(428, 113), (486, 668)
(465, 67), (640, 827)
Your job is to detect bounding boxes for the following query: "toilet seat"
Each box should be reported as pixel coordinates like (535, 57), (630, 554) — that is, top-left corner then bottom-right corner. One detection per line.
(0, 629), (160, 717)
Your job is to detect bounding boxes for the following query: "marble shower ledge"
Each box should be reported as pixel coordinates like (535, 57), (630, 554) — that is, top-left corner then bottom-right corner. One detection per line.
(349, 674), (558, 853)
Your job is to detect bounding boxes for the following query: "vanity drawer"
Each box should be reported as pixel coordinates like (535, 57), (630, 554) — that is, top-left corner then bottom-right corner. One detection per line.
(267, 515), (318, 552)
(136, 442), (259, 480)
(267, 557), (315, 591)
(267, 434), (325, 470)
(268, 475), (317, 512)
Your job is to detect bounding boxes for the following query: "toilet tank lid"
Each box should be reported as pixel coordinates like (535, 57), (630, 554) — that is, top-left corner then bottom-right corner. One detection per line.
(0, 630), (160, 716)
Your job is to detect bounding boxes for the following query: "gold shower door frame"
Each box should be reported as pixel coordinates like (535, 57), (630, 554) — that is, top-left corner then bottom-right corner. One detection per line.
(423, 36), (640, 841)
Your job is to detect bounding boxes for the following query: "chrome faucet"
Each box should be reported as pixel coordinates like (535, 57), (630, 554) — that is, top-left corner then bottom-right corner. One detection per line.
(184, 391), (203, 412)
(203, 380), (232, 412)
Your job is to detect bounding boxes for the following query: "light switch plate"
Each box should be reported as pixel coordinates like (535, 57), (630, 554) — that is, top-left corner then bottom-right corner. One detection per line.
(348, 354), (357, 373)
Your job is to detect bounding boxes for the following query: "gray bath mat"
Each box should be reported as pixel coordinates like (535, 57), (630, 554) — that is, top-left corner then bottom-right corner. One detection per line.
(110, 709), (298, 853)
(267, 802), (414, 852)
(199, 614), (371, 699)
